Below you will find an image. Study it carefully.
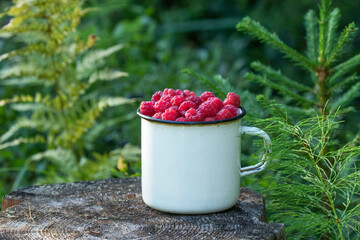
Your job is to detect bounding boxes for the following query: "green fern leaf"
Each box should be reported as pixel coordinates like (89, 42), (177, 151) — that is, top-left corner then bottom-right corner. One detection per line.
(88, 69), (128, 84)
(0, 118), (37, 143)
(236, 17), (317, 72)
(77, 44), (124, 76)
(0, 135), (46, 150)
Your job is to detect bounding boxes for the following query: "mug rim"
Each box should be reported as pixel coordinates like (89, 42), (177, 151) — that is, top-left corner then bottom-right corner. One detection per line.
(137, 106), (246, 125)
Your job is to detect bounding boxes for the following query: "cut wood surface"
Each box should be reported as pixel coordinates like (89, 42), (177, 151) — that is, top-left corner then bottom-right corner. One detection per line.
(0, 177), (285, 239)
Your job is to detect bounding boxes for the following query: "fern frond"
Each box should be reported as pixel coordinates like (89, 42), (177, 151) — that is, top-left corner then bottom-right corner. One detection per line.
(0, 94), (36, 107)
(181, 69), (231, 99)
(88, 69), (128, 84)
(0, 135), (46, 150)
(304, 10), (318, 62)
(245, 72), (316, 105)
(330, 82), (360, 111)
(250, 61), (312, 92)
(326, 8), (341, 57)
(0, 77), (45, 86)
(236, 17), (317, 72)
(77, 44), (124, 77)
(30, 148), (78, 171)
(326, 22), (357, 66)
(98, 96), (136, 109)
(0, 118), (37, 143)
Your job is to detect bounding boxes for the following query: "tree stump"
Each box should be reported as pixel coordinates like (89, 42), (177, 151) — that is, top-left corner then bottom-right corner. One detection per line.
(0, 177), (285, 239)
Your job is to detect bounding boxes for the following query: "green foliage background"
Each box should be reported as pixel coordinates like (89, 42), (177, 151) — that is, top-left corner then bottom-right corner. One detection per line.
(0, 0), (359, 239)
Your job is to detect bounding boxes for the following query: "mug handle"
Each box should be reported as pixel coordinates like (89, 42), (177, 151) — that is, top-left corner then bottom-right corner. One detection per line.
(238, 126), (271, 177)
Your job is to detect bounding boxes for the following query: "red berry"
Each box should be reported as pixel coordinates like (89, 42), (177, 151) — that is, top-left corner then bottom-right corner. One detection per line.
(179, 101), (197, 115)
(216, 109), (234, 120)
(204, 117), (216, 121)
(160, 94), (172, 103)
(164, 88), (176, 96)
(197, 101), (218, 117)
(154, 100), (171, 113)
(184, 108), (197, 118)
(152, 112), (162, 119)
(140, 101), (155, 116)
(176, 117), (186, 122)
(185, 108), (204, 122)
(223, 105), (238, 116)
(162, 108), (177, 121)
(170, 95), (185, 106)
(186, 95), (203, 107)
(169, 106), (180, 118)
(223, 92), (240, 108)
(200, 91), (215, 101)
(175, 89), (185, 96)
(184, 90), (196, 97)
(151, 91), (162, 102)
(208, 97), (224, 112)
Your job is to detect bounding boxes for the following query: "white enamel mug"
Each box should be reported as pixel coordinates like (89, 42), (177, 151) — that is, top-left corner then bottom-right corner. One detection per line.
(137, 107), (271, 214)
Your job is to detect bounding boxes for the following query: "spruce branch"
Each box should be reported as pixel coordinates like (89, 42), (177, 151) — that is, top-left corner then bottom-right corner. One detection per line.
(245, 72), (317, 106)
(318, 0), (332, 64)
(236, 17), (317, 72)
(329, 52), (360, 85)
(305, 10), (318, 62)
(326, 8), (341, 57)
(251, 61), (313, 92)
(328, 74), (359, 94)
(330, 82), (360, 111)
(326, 22), (358, 66)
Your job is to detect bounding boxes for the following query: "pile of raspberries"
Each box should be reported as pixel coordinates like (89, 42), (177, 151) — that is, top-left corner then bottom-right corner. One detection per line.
(139, 89), (241, 122)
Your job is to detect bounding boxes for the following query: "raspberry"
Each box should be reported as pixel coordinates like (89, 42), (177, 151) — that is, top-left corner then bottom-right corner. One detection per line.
(184, 108), (197, 118)
(169, 106), (180, 118)
(216, 109), (234, 120)
(160, 94), (173, 103)
(208, 97), (224, 112)
(176, 117), (186, 122)
(223, 105), (238, 116)
(151, 91), (162, 102)
(152, 112), (162, 119)
(186, 95), (203, 107)
(154, 100), (171, 113)
(170, 95), (185, 106)
(163, 88), (176, 96)
(175, 89), (185, 97)
(184, 90), (196, 97)
(200, 91), (215, 101)
(204, 117), (216, 121)
(162, 108), (177, 121)
(179, 101), (197, 116)
(185, 108), (204, 122)
(140, 101), (155, 116)
(197, 101), (218, 117)
(223, 92), (241, 108)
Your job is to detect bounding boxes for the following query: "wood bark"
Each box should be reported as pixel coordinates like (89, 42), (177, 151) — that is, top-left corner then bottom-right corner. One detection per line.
(0, 177), (285, 239)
